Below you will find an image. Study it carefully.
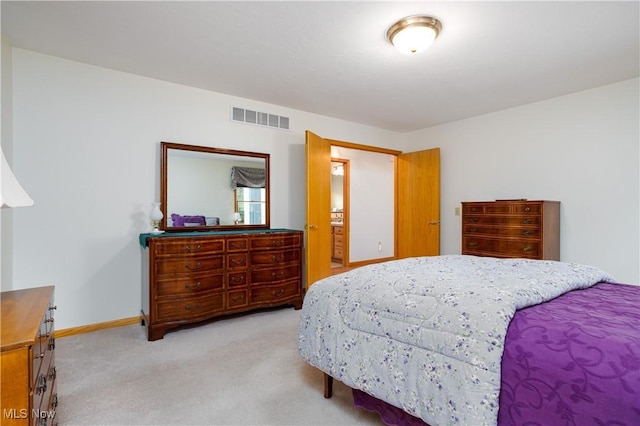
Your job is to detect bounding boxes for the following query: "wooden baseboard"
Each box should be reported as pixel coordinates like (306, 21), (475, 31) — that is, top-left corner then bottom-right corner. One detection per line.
(56, 316), (141, 338)
(348, 257), (395, 268)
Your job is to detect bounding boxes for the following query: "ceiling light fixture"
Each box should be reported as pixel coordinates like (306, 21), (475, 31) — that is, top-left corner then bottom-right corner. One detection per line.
(386, 15), (442, 54)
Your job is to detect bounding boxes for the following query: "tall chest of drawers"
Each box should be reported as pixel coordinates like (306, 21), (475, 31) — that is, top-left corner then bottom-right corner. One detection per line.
(461, 200), (560, 260)
(141, 229), (303, 341)
(1, 286), (58, 425)
(331, 225), (343, 262)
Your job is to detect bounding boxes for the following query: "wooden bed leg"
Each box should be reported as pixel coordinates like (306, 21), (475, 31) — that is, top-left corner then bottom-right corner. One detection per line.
(323, 373), (333, 398)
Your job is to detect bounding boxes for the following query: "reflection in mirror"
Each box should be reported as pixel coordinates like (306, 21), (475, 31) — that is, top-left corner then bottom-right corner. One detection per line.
(160, 142), (270, 231)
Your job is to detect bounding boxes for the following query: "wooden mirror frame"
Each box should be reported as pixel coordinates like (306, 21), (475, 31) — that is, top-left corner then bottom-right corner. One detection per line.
(160, 141), (270, 232)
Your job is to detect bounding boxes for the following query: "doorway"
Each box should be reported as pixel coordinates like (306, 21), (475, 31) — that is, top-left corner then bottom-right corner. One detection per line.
(331, 158), (349, 268)
(305, 130), (441, 289)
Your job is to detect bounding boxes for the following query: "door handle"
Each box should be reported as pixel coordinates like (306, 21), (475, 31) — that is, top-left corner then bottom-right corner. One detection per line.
(304, 224), (318, 230)
(428, 221), (440, 225)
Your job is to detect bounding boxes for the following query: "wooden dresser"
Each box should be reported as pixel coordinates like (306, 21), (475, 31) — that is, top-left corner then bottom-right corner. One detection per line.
(461, 200), (560, 260)
(331, 225), (343, 263)
(1, 286), (58, 425)
(141, 229), (303, 341)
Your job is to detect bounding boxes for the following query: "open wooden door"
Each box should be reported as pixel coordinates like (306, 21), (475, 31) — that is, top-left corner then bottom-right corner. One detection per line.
(305, 131), (332, 289)
(397, 148), (441, 258)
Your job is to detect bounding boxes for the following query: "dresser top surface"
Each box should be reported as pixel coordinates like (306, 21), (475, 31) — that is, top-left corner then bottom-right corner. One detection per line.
(139, 228), (302, 248)
(1, 285), (54, 351)
(462, 200), (560, 204)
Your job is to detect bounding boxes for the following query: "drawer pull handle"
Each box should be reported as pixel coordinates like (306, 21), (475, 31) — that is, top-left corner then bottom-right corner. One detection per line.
(185, 303), (202, 310)
(51, 393), (59, 409)
(230, 242), (244, 249)
(184, 262), (201, 270)
(185, 281), (201, 290)
(272, 271), (285, 279)
(523, 230), (533, 236)
(48, 337), (56, 350)
(469, 227), (477, 233)
(468, 242), (478, 247)
(523, 246), (533, 252)
(272, 254), (284, 262)
(271, 239), (283, 246)
(35, 352), (45, 359)
(524, 207), (531, 212)
(36, 373), (47, 394)
(469, 218), (478, 223)
(272, 289), (284, 297)
(49, 305), (57, 311)
(231, 294), (245, 301)
(230, 275), (245, 283)
(522, 219), (532, 224)
(184, 244), (201, 253)
(231, 258), (244, 265)
(48, 366), (57, 381)
(45, 317), (54, 324)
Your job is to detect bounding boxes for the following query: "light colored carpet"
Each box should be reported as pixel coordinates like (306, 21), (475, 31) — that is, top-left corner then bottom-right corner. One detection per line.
(55, 308), (383, 425)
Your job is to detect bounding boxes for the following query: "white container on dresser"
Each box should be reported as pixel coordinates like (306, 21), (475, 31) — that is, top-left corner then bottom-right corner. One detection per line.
(140, 229), (303, 341)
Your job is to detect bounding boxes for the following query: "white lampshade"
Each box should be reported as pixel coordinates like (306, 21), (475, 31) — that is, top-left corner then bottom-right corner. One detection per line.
(1, 148), (34, 208)
(386, 15), (442, 55)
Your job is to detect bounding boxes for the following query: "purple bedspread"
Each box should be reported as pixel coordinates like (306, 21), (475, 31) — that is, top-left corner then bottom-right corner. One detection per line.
(353, 282), (640, 426)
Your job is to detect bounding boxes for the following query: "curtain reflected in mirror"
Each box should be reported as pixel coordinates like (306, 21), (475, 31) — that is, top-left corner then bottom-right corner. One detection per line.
(160, 142), (270, 231)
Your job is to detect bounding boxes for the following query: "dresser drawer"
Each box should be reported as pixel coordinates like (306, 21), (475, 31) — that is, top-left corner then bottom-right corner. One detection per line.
(463, 225), (541, 239)
(512, 203), (542, 214)
(250, 280), (300, 304)
(463, 237), (541, 258)
(155, 293), (225, 321)
(228, 271), (248, 288)
(464, 203), (514, 214)
(333, 226), (343, 235)
(227, 238), (248, 252)
(250, 249), (300, 266)
(464, 215), (541, 226)
(250, 234), (301, 250)
(333, 234), (344, 245)
(227, 253), (248, 269)
(153, 238), (225, 256)
(251, 265), (301, 285)
(464, 202), (543, 215)
(156, 274), (224, 297)
(227, 290), (249, 309)
(154, 255), (224, 276)
(34, 346), (55, 417)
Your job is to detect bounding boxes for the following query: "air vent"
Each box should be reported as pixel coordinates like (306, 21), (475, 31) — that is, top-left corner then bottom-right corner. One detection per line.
(231, 107), (290, 130)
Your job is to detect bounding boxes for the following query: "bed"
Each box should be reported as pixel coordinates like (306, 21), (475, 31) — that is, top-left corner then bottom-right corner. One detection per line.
(297, 255), (640, 426)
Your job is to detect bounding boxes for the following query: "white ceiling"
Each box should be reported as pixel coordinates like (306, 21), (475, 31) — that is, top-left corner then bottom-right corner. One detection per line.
(2, 1), (639, 132)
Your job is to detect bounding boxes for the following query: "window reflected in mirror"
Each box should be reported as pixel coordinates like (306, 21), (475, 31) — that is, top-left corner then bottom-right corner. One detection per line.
(234, 187), (266, 225)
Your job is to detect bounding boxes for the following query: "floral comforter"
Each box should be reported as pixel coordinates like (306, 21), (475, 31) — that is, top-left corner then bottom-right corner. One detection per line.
(297, 255), (614, 425)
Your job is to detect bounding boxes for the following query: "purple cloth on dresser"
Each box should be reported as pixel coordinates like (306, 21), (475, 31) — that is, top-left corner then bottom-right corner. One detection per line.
(353, 282), (640, 426)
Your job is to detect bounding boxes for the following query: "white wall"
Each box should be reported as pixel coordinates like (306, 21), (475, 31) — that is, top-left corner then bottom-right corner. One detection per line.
(1, 33), (17, 291)
(8, 48), (398, 329)
(403, 78), (640, 284)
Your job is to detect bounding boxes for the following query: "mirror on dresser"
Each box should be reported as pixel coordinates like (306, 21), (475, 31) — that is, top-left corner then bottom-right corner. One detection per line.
(160, 141), (270, 231)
